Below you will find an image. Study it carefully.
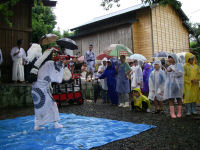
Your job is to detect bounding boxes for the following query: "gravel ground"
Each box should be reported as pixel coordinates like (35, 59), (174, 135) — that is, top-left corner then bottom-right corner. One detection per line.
(1, 99), (200, 150)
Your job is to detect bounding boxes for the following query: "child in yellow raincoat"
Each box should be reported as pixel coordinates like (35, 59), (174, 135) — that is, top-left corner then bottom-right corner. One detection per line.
(184, 52), (200, 115)
(131, 88), (151, 112)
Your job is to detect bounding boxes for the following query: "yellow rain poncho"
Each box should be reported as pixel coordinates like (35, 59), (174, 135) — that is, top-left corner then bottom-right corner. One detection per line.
(184, 52), (200, 103)
(132, 88), (151, 109)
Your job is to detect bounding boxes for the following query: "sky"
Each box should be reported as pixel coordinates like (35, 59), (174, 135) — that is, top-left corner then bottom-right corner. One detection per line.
(53, 0), (200, 33)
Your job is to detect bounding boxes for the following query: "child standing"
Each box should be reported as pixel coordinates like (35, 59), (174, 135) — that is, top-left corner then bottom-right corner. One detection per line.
(131, 88), (151, 112)
(148, 60), (165, 114)
(131, 59), (143, 90)
(183, 52), (199, 115)
(164, 54), (184, 118)
(116, 55), (131, 107)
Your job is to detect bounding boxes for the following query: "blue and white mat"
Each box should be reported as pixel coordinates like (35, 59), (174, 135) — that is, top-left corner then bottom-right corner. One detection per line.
(0, 113), (156, 150)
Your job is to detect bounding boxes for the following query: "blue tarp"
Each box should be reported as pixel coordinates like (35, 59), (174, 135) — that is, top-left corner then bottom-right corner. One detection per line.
(0, 113), (156, 150)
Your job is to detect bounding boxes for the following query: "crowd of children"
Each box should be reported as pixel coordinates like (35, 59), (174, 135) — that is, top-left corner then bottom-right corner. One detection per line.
(87, 52), (200, 119)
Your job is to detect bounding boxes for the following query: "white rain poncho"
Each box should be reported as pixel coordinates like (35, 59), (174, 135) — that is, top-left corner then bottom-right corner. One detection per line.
(31, 60), (64, 126)
(164, 54), (184, 99)
(148, 60), (165, 101)
(10, 47), (26, 81)
(131, 64), (143, 90)
(98, 58), (108, 90)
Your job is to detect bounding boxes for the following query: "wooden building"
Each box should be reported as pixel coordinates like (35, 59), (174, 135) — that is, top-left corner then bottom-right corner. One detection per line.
(70, 3), (192, 60)
(0, 0), (56, 82)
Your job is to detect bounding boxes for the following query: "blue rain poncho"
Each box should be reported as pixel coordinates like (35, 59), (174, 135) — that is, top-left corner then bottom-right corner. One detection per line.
(99, 61), (118, 105)
(148, 60), (165, 101)
(164, 54), (184, 99)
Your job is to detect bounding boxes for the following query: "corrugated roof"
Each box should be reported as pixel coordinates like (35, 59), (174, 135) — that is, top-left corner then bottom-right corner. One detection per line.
(71, 3), (189, 31)
(71, 3), (147, 30)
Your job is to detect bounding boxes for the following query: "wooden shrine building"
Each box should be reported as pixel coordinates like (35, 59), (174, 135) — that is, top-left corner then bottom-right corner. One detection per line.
(0, 0), (56, 82)
(70, 3), (192, 60)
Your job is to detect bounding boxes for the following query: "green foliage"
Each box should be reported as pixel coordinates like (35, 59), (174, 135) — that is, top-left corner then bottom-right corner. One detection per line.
(101, 0), (182, 10)
(63, 30), (75, 38)
(190, 23), (200, 65)
(32, 4), (57, 43)
(0, 0), (21, 27)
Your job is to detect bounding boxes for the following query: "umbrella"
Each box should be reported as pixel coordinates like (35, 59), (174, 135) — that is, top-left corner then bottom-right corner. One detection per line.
(56, 38), (78, 50)
(152, 51), (169, 58)
(40, 33), (58, 45)
(78, 56), (84, 62)
(104, 44), (133, 58)
(130, 54), (147, 61)
(96, 53), (113, 60)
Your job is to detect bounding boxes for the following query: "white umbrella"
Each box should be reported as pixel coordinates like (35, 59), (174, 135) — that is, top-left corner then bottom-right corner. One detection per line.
(40, 33), (58, 45)
(130, 54), (147, 61)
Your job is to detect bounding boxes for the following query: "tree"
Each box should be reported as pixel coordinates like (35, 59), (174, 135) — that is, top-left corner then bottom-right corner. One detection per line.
(63, 30), (75, 38)
(190, 23), (200, 64)
(32, 3), (57, 43)
(0, 0), (21, 27)
(101, 0), (182, 10)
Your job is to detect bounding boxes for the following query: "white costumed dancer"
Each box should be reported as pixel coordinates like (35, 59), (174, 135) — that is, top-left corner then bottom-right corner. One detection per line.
(31, 50), (65, 131)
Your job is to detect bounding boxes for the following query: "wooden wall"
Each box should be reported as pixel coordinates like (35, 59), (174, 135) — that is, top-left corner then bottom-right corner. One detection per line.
(0, 1), (32, 82)
(132, 8), (153, 61)
(72, 24), (133, 56)
(151, 5), (189, 54)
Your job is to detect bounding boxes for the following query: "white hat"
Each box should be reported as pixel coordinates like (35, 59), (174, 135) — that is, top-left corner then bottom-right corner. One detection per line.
(102, 57), (108, 62)
(107, 59), (111, 62)
(154, 60), (161, 66)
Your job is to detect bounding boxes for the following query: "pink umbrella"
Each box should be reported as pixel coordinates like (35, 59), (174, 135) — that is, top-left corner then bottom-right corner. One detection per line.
(96, 53), (113, 60)
(78, 56), (84, 62)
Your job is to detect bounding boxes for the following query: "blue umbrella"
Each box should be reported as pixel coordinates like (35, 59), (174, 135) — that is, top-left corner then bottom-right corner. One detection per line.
(152, 52), (169, 57)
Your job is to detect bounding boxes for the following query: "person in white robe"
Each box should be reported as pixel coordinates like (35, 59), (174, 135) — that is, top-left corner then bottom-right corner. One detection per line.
(98, 57), (109, 103)
(148, 60), (165, 114)
(31, 52), (66, 131)
(131, 59), (143, 90)
(10, 40), (27, 83)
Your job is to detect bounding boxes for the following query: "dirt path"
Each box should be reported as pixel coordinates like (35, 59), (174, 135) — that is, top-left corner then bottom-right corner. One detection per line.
(1, 100), (200, 150)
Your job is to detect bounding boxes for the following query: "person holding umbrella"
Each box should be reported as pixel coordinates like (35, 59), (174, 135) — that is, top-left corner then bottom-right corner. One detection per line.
(84, 44), (96, 82)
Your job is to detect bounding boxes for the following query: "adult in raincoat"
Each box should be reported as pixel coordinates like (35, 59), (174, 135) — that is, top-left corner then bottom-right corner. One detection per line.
(164, 54), (184, 118)
(98, 57), (109, 103)
(116, 55), (131, 107)
(131, 88), (151, 112)
(99, 59), (118, 105)
(130, 59), (143, 90)
(142, 63), (152, 96)
(148, 60), (165, 114)
(183, 52), (199, 115)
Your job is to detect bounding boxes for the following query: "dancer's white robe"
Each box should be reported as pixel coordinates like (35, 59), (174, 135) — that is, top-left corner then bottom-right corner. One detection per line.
(31, 60), (64, 126)
(10, 47), (26, 81)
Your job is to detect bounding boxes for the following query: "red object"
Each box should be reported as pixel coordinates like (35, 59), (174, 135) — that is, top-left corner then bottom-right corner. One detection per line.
(72, 73), (81, 79)
(78, 56), (84, 62)
(96, 53), (113, 60)
(53, 55), (71, 61)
